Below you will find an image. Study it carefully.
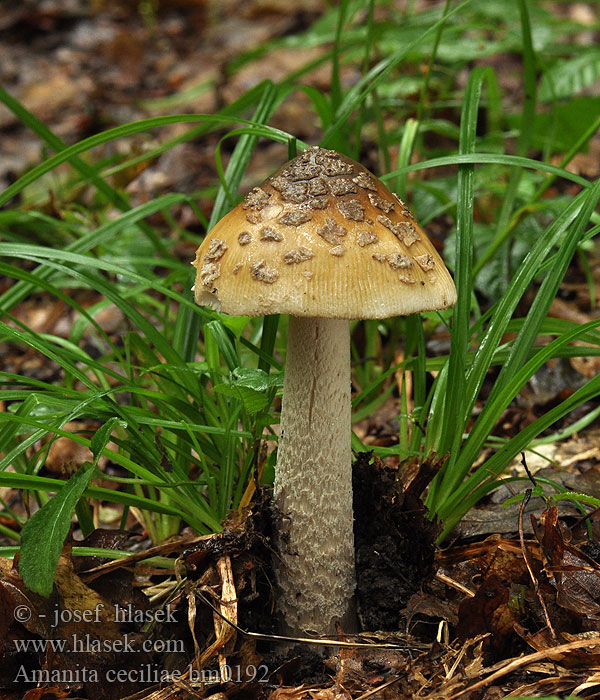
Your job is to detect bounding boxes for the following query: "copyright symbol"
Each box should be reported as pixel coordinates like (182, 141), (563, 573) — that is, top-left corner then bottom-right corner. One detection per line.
(14, 605), (31, 623)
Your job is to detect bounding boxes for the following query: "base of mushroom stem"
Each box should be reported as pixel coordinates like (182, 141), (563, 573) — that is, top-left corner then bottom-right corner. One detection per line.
(273, 595), (358, 651)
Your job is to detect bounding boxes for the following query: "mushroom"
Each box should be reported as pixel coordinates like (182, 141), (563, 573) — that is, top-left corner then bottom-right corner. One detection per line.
(192, 146), (457, 635)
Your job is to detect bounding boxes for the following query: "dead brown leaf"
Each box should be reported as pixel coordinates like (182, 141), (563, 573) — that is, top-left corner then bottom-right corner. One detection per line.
(532, 507), (600, 618)
(270, 685), (311, 700)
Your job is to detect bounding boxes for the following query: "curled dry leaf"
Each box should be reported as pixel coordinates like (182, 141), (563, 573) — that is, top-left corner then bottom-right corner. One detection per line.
(532, 507), (600, 618)
(269, 685), (310, 700)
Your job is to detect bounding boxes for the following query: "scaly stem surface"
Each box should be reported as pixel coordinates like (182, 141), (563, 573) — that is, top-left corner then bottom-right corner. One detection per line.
(274, 316), (355, 634)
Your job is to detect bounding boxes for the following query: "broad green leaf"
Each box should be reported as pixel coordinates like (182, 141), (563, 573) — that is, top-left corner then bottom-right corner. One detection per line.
(232, 368), (284, 392)
(213, 383), (270, 414)
(524, 97), (600, 153)
(19, 463), (96, 597)
(540, 49), (600, 102)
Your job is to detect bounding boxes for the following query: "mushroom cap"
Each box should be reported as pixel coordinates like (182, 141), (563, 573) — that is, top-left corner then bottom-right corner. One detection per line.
(193, 146), (457, 319)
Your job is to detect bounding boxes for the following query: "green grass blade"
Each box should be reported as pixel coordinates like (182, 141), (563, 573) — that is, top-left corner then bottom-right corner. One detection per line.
(436, 68), (490, 457)
(321, 0), (472, 148)
(382, 153), (593, 190)
(438, 372), (600, 539)
(0, 115), (293, 209)
(0, 194), (189, 312)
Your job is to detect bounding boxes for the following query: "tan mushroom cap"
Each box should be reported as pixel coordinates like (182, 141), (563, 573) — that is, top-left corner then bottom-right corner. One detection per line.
(193, 146), (457, 319)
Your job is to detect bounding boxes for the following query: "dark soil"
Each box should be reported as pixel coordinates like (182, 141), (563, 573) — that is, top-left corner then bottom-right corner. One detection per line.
(353, 453), (441, 631)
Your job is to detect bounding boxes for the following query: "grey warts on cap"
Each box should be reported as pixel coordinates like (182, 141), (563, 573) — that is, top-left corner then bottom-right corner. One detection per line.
(328, 178), (357, 196)
(279, 181), (309, 203)
(286, 162), (321, 181)
(376, 215), (421, 246)
(283, 247), (315, 264)
(200, 261), (220, 287)
(193, 146), (457, 319)
(337, 199), (365, 221)
(377, 215), (400, 235)
(357, 230), (379, 247)
(393, 193), (415, 219)
(260, 226), (283, 242)
(318, 217), (347, 244)
(397, 222), (421, 247)
(387, 254), (413, 270)
(243, 187), (271, 210)
(269, 176), (287, 192)
(250, 260), (279, 284)
(314, 152), (354, 176)
(368, 192), (395, 213)
(279, 211), (312, 226)
(309, 197), (329, 210)
(308, 178), (328, 195)
(352, 172), (377, 191)
(414, 254), (435, 271)
(204, 238), (228, 261)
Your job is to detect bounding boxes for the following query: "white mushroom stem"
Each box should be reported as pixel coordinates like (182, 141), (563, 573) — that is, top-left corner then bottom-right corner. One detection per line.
(274, 315), (356, 635)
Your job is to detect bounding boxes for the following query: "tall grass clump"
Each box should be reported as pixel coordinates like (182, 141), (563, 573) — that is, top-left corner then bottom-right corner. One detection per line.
(0, 0), (598, 595)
